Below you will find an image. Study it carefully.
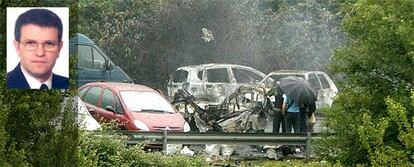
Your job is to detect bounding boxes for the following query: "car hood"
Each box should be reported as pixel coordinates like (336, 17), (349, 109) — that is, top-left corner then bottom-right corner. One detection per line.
(131, 112), (185, 131)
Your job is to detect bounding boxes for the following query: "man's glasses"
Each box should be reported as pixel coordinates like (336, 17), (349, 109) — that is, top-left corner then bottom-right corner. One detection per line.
(19, 40), (59, 52)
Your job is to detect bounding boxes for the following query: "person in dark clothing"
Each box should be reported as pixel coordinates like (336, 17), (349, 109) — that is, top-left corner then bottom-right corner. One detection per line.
(268, 84), (285, 133)
(307, 102), (316, 132)
(299, 102), (316, 132)
(299, 104), (308, 132)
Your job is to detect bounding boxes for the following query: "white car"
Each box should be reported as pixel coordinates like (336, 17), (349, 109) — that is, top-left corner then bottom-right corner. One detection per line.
(259, 70), (338, 110)
(77, 97), (101, 131)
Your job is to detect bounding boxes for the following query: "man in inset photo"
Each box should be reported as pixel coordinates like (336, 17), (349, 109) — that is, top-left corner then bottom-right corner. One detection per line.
(7, 8), (69, 89)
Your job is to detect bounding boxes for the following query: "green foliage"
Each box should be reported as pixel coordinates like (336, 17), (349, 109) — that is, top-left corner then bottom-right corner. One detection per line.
(316, 88), (370, 165)
(0, 74), (27, 166)
(253, 159), (341, 167)
(319, 89), (414, 166)
(78, 131), (207, 167)
(386, 92), (414, 152)
(352, 93), (414, 166)
(331, 0), (414, 93)
(78, 132), (125, 167)
(319, 0), (414, 166)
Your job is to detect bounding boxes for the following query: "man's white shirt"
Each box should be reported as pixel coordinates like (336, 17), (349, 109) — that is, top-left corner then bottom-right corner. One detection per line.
(20, 65), (52, 89)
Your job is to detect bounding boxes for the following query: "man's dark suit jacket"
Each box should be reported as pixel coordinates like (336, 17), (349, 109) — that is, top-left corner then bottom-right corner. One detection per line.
(7, 64), (69, 89)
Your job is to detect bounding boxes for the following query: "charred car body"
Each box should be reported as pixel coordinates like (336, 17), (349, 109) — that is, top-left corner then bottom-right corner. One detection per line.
(172, 85), (296, 159)
(167, 64), (273, 107)
(172, 86), (271, 133)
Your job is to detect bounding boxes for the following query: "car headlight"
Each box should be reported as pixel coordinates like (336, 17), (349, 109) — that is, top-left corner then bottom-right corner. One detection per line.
(183, 122), (191, 132)
(134, 120), (149, 131)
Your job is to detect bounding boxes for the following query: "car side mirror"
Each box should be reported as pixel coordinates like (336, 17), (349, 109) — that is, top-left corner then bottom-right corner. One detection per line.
(105, 106), (116, 113)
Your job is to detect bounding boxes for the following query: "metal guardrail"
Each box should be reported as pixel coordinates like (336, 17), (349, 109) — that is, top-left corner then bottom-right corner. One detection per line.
(109, 130), (321, 160)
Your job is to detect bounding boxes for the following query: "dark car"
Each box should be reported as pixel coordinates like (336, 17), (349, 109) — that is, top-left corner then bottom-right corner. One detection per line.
(79, 82), (190, 132)
(70, 33), (133, 87)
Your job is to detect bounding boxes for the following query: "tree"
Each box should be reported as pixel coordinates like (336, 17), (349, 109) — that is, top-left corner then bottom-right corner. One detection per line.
(318, 0), (414, 166)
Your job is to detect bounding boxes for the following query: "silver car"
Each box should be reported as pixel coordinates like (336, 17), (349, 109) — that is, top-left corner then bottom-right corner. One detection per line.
(167, 64), (272, 105)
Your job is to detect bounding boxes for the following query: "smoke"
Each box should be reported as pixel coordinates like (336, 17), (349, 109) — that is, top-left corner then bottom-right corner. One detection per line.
(164, 0), (345, 73)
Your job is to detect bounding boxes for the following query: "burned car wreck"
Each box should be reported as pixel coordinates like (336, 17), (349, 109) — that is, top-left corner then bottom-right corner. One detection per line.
(167, 64), (273, 106)
(171, 80), (308, 159)
(172, 85), (270, 133)
(172, 85), (289, 159)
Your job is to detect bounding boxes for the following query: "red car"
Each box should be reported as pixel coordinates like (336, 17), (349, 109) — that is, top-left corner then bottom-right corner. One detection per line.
(79, 82), (190, 132)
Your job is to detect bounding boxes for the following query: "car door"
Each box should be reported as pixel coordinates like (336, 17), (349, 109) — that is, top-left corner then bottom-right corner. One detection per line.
(316, 73), (337, 107)
(231, 68), (266, 101)
(77, 45), (110, 86)
(99, 88), (130, 129)
(203, 67), (235, 103)
(306, 73), (325, 109)
(232, 68), (264, 86)
(81, 86), (105, 121)
(167, 69), (189, 100)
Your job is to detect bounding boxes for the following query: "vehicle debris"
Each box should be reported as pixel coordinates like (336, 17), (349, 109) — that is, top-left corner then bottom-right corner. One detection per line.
(180, 146), (195, 156)
(173, 85), (271, 133)
(172, 85), (276, 158)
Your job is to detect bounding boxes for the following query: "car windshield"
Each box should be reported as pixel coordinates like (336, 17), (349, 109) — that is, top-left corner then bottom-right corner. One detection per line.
(120, 91), (175, 113)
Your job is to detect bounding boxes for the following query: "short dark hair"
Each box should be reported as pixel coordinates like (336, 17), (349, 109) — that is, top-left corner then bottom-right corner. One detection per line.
(14, 8), (63, 42)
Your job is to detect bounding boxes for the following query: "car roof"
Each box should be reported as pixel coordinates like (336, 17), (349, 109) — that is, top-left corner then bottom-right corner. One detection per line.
(178, 63), (256, 69)
(70, 33), (96, 45)
(81, 82), (156, 92)
(271, 70), (325, 74)
(176, 63), (266, 76)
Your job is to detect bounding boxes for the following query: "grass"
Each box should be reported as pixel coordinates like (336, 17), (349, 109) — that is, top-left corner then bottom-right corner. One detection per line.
(208, 159), (339, 167)
(250, 159), (336, 167)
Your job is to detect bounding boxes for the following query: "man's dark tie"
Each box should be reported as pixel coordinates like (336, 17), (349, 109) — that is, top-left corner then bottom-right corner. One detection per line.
(40, 84), (49, 90)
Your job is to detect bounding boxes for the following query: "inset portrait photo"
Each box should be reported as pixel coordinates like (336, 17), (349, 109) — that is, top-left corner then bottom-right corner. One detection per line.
(6, 7), (69, 89)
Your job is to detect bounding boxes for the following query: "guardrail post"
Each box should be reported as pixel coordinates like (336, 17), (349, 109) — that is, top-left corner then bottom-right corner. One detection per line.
(162, 129), (168, 155)
(305, 131), (311, 160)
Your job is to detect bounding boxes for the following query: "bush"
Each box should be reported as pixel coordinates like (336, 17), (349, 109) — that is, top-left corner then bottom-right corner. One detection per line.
(78, 131), (207, 167)
(317, 0), (414, 166)
(318, 90), (414, 166)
